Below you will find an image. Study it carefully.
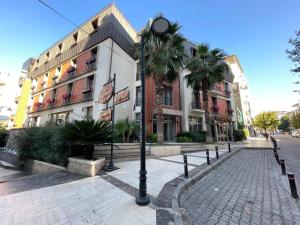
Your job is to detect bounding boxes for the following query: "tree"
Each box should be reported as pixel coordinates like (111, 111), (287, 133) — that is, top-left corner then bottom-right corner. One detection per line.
(185, 44), (229, 140)
(291, 112), (300, 129)
(286, 30), (300, 74)
(278, 115), (291, 132)
(136, 17), (186, 143)
(253, 111), (279, 134)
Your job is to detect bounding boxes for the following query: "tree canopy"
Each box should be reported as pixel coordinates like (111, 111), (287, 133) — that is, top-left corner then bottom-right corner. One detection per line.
(286, 30), (300, 74)
(278, 115), (291, 132)
(253, 111), (279, 132)
(291, 112), (300, 129)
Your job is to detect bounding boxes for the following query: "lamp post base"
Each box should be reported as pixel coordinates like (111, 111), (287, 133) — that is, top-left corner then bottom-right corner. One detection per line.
(135, 195), (150, 206)
(102, 165), (119, 172)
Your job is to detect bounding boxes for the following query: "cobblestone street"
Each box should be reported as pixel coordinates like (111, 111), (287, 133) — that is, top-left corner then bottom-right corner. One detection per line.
(180, 148), (300, 225)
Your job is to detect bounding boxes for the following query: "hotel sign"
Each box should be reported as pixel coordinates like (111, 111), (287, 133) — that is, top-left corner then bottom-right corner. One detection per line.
(114, 89), (130, 105)
(99, 84), (113, 104)
(100, 108), (112, 121)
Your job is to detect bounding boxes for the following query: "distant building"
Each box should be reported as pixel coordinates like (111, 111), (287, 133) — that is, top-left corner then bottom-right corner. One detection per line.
(225, 55), (253, 134)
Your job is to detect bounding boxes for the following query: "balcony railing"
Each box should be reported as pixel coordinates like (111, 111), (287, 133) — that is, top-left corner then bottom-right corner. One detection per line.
(86, 59), (97, 72)
(48, 99), (55, 108)
(82, 89), (93, 101)
(36, 103), (43, 111)
(135, 97), (142, 107)
(190, 101), (203, 110)
(211, 85), (222, 92)
(136, 72), (141, 81)
(63, 94), (71, 105)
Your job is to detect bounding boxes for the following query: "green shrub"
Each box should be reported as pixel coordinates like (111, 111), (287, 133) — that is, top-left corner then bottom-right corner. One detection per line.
(177, 131), (207, 143)
(177, 136), (192, 142)
(148, 133), (158, 143)
(243, 128), (250, 137)
(233, 129), (246, 142)
(13, 126), (70, 166)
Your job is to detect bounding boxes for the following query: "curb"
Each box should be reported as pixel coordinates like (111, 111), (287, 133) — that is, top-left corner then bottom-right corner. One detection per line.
(171, 147), (243, 225)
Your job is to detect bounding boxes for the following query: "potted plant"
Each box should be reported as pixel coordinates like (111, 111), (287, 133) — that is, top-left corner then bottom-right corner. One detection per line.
(62, 119), (111, 176)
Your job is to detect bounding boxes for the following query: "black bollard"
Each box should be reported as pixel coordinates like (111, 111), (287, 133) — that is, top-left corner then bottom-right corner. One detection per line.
(215, 146), (219, 159)
(274, 151), (280, 164)
(279, 158), (286, 175)
(206, 149), (210, 165)
(228, 143), (231, 152)
(183, 155), (188, 179)
(288, 173), (299, 199)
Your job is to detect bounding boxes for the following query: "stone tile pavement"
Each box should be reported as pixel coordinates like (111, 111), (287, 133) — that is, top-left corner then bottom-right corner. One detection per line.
(180, 150), (300, 225)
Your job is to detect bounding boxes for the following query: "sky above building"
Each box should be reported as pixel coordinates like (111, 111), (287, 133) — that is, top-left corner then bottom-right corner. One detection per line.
(0, 0), (299, 116)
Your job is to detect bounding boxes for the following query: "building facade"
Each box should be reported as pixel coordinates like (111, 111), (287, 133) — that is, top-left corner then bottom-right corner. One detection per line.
(15, 4), (239, 142)
(225, 55), (253, 134)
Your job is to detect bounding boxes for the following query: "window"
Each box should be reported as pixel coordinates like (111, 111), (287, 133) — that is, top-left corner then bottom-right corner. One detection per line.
(63, 83), (73, 104)
(163, 86), (173, 106)
(136, 61), (141, 80)
(57, 43), (63, 57)
(85, 106), (93, 119)
(192, 91), (200, 109)
(136, 86), (141, 106)
(83, 76), (94, 100)
(46, 52), (50, 60)
(91, 47), (97, 60)
(28, 116), (40, 127)
(50, 112), (69, 124)
(212, 97), (217, 106)
(224, 82), (229, 91)
(191, 47), (197, 57)
(51, 89), (57, 100)
(152, 114), (157, 134)
(189, 116), (203, 132)
(227, 100), (231, 109)
(71, 32), (78, 47)
(71, 58), (77, 68)
(91, 18), (98, 31)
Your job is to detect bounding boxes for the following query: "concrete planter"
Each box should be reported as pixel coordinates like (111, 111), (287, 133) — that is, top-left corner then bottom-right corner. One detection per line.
(67, 157), (105, 176)
(24, 159), (65, 174)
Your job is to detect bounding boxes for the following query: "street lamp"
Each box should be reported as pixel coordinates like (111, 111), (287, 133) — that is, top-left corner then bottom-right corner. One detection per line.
(136, 16), (170, 206)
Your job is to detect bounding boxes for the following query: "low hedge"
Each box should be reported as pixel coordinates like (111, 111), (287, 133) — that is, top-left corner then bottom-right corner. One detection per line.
(12, 126), (71, 167)
(177, 131), (207, 143)
(233, 129), (247, 142)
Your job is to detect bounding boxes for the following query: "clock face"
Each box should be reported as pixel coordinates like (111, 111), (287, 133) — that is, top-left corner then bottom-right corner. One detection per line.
(151, 17), (170, 35)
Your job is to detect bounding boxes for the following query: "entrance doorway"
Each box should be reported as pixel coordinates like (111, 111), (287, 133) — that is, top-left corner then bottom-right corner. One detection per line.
(163, 116), (176, 142)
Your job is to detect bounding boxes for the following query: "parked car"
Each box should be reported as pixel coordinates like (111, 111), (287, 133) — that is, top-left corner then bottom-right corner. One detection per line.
(291, 130), (300, 138)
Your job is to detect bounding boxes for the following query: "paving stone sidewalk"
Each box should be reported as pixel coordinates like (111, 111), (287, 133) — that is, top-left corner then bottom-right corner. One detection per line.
(180, 150), (300, 225)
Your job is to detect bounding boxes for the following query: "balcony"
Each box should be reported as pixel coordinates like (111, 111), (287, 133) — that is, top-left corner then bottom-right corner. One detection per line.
(225, 89), (231, 98)
(82, 89), (93, 101)
(136, 72), (141, 81)
(35, 103), (43, 111)
(209, 85), (222, 96)
(62, 94), (71, 105)
(189, 102), (204, 114)
(47, 99), (55, 108)
(212, 105), (219, 114)
(67, 67), (76, 79)
(86, 58), (97, 72)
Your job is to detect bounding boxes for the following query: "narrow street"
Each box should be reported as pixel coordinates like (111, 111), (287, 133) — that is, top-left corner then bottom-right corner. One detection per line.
(180, 135), (300, 225)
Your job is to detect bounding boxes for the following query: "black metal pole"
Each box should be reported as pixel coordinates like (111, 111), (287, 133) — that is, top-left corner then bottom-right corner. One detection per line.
(279, 158), (286, 175)
(215, 146), (219, 159)
(136, 35), (150, 206)
(103, 74), (119, 172)
(206, 149), (210, 165)
(228, 142), (231, 152)
(183, 155), (188, 179)
(288, 173), (299, 199)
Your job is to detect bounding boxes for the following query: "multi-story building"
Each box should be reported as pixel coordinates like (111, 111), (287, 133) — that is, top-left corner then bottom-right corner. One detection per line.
(9, 58), (34, 129)
(180, 42), (236, 141)
(15, 3), (237, 142)
(225, 55), (253, 134)
(24, 4), (137, 127)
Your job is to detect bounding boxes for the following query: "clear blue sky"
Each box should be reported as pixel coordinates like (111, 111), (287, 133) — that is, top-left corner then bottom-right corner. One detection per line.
(0, 0), (299, 115)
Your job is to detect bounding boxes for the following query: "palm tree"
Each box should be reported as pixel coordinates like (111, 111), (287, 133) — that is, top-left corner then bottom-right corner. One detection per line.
(185, 44), (229, 141)
(136, 17), (186, 143)
(62, 119), (111, 159)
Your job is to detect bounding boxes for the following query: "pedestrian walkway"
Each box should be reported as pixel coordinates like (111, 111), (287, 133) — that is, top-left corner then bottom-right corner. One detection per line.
(180, 150), (300, 225)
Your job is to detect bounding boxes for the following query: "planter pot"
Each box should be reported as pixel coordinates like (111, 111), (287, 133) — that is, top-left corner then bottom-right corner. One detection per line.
(67, 157), (105, 176)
